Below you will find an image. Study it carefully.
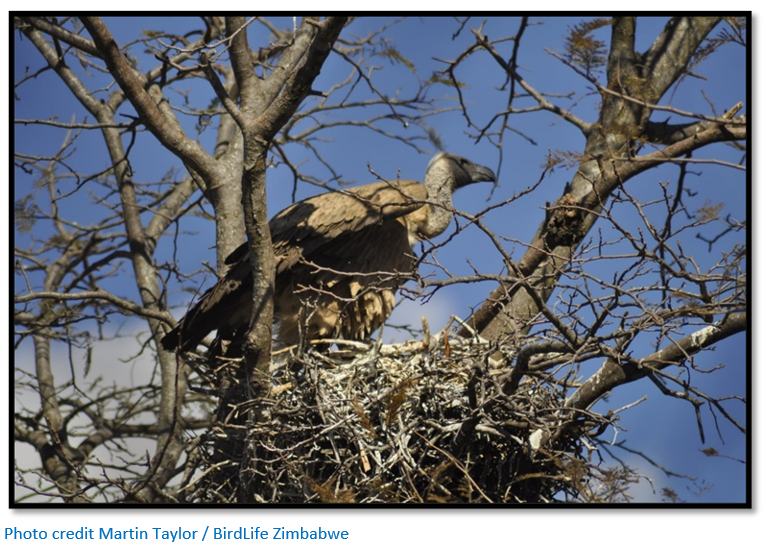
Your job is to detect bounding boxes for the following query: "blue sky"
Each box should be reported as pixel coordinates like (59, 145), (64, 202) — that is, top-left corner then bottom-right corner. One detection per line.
(13, 16), (747, 504)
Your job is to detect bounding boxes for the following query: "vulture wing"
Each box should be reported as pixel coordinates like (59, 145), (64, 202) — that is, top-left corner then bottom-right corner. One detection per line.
(270, 179), (428, 274)
(160, 253), (254, 353)
(162, 180), (428, 352)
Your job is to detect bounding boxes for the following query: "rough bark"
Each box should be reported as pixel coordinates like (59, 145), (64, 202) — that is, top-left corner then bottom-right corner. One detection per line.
(462, 18), (727, 352)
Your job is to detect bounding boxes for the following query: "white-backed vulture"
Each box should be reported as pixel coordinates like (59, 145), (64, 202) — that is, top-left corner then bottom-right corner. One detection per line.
(161, 152), (496, 353)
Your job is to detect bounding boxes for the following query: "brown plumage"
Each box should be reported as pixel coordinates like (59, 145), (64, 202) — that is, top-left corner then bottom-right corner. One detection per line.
(161, 152), (496, 353)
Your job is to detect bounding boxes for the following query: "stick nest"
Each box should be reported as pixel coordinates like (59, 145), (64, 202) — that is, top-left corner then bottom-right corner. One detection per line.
(184, 332), (605, 504)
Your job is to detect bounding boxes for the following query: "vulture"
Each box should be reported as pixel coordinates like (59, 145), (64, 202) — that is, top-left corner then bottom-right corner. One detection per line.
(161, 152), (496, 353)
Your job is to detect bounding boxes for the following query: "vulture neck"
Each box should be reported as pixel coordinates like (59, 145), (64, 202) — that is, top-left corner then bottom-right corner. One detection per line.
(419, 166), (457, 239)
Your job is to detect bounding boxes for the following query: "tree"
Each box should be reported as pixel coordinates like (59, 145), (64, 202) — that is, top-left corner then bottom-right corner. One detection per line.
(13, 16), (747, 504)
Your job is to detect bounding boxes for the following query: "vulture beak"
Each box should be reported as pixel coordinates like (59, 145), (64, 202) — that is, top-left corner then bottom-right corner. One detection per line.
(455, 156), (497, 190)
(470, 163), (497, 185)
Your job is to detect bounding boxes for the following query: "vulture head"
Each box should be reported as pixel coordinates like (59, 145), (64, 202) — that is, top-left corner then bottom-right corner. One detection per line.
(417, 152), (497, 239)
